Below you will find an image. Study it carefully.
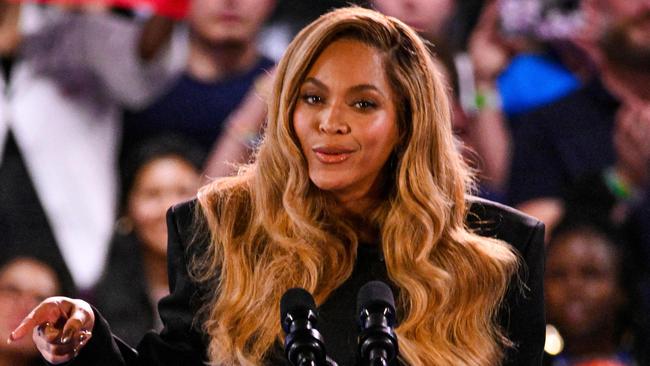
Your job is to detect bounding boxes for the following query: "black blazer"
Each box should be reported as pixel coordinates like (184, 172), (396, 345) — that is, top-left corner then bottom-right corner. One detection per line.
(69, 197), (545, 365)
(93, 232), (159, 347)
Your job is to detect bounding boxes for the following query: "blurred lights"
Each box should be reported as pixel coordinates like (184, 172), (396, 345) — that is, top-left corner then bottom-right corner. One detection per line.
(544, 324), (564, 356)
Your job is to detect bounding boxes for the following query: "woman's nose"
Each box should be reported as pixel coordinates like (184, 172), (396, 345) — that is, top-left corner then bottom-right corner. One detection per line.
(318, 103), (350, 134)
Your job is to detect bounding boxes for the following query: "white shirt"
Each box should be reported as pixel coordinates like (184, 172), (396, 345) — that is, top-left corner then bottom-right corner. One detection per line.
(0, 6), (187, 289)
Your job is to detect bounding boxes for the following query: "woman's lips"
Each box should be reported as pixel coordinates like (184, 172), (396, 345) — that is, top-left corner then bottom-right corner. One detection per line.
(313, 146), (355, 164)
(215, 12), (243, 22)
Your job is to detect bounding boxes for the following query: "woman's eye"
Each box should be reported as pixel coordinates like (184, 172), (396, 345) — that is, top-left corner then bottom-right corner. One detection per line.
(301, 94), (323, 105)
(353, 100), (377, 110)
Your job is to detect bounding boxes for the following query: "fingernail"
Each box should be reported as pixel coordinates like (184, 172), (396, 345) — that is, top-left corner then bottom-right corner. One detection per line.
(61, 329), (74, 344)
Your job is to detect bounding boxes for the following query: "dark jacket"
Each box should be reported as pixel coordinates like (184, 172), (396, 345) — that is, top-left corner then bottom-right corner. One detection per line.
(93, 232), (158, 347)
(69, 197), (545, 365)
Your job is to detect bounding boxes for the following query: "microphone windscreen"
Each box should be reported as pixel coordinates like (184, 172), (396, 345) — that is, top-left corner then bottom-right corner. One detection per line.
(280, 287), (316, 321)
(356, 281), (395, 317)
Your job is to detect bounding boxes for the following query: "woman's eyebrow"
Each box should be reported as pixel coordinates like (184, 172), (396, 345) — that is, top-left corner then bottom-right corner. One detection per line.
(302, 77), (327, 90)
(348, 84), (384, 98)
(303, 77), (385, 97)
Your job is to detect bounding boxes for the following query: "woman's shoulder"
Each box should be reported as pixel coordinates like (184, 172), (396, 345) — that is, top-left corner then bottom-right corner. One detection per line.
(465, 196), (545, 251)
(167, 197), (214, 256)
(466, 196), (541, 229)
(169, 198), (201, 236)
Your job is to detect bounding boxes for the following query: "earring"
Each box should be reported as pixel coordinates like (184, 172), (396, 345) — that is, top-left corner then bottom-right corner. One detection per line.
(115, 216), (134, 235)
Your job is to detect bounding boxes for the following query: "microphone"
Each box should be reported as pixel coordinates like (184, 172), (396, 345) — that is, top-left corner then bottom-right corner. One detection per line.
(281, 288), (328, 366)
(356, 281), (399, 366)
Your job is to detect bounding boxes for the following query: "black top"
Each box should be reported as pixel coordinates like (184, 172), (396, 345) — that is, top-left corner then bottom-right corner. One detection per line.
(68, 197), (545, 365)
(508, 78), (618, 205)
(121, 57), (275, 161)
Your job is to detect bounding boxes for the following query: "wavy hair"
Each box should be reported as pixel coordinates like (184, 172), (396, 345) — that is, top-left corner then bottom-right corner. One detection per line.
(191, 6), (519, 365)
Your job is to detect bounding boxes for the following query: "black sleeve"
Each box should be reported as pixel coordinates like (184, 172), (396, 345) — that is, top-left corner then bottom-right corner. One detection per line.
(502, 220), (546, 366)
(467, 198), (546, 365)
(67, 202), (207, 366)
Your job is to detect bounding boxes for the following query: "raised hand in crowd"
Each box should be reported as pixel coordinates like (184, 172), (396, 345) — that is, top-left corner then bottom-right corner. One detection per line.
(468, 0), (511, 88)
(202, 68), (276, 181)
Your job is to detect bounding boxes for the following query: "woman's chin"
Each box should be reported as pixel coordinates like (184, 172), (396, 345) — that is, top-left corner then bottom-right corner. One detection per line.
(309, 174), (348, 193)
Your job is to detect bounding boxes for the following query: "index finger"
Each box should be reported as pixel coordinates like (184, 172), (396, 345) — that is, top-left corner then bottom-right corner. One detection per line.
(8, 301), (65, 343)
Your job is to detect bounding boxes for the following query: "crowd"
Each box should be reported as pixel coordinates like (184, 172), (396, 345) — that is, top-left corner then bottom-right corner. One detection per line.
(0, 0), (648, 365)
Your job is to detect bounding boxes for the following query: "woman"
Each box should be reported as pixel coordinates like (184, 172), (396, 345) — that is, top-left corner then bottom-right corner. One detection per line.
(93, 135), (202, 346)
(9, 7), (545, 365)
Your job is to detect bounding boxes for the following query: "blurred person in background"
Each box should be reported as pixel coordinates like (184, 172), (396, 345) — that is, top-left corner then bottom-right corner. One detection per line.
(122, 0), (277, 176)
(0, 1), (186, 292)
(431, 38), (513, 201)
(460, 0), (593, 201)
(508, 0), (650, 237)
(469, 0), (586, 120)
(573, 0), (650, 67)
(507, 2), (650, 357)
(370, 0), (457, 43)
(93, 135), (202, 346)
(544, 220), (643, 365)
(369, 0), (486, 53)
(0, 257), (66, 366)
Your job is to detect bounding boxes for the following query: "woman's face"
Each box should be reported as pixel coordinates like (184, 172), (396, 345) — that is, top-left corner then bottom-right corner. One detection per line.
(0, 259), (60, 356)
(127, 156), (200, 257)
(545, 232), (623, 341)
(293, 38), (399, 206)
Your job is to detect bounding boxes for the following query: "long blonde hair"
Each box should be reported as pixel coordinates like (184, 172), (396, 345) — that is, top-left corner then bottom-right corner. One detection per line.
(191, 7), (519, 365)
